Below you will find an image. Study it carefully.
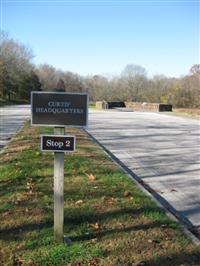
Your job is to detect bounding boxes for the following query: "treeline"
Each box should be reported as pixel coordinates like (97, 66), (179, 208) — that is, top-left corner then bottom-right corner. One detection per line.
(0, 31), (199, 108)
(0, 31), (41, 101)
(36, 63), (200, 108)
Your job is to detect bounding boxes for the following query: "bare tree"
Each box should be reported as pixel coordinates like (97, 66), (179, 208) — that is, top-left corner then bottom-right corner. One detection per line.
(62, 71), (83, 92)
(121, 64), (147, 102)
(36, 64), (58, 90)
(190, 64), (200, 76)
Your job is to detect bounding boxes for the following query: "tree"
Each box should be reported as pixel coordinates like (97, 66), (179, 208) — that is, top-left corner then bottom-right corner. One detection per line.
(62, 71), (84, 92)
(190, 64), (200, 76)
(36, 64), (57, 90)
(121, 64), (147, 77)
(56, 78), (65, 92)
(121, 64), (147, 102)
(0, 30), (35, 100)
(36, 65), (84, 93)
(84, 75), (110, 101)
(18, 71), (41, 99)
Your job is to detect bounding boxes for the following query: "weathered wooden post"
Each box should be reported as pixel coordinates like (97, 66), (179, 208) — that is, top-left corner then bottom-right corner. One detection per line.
(54, 127), (65, 242)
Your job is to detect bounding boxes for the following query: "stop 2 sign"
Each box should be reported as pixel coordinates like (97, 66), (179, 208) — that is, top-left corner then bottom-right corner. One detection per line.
(41, 135), (76, 152)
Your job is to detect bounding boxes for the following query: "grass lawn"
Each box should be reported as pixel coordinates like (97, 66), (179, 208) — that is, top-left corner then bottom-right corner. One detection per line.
(89, 103), (96, 109)
(0, 122), (200, 266)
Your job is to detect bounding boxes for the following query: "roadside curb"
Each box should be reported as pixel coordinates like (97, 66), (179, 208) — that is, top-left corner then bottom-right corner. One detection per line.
(85, 129), (200, 246)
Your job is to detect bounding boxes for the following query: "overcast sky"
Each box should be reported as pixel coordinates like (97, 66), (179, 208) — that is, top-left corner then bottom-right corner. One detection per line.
(1, 0), (199, 77)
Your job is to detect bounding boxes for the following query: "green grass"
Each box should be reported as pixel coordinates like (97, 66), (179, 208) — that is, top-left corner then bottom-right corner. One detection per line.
(0, 122), (200, 266)
(89, 102), (96, 109)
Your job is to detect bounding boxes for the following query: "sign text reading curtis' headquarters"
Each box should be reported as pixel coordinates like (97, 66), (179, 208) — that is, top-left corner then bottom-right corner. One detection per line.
(31, 92), (88, 127)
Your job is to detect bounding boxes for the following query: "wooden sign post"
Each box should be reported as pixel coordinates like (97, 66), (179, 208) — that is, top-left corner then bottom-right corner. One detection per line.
(40, 130), (76, 242)
(31, 91), (88, 243)
(54, 127), (65, 242)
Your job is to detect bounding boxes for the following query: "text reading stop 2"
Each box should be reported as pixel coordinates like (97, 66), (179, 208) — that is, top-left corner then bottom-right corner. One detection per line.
(41, 135), (75, 152)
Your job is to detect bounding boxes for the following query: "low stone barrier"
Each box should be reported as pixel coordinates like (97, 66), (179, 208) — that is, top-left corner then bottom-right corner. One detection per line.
(96, 101), (172, 112)
(125, 102), (172, 112)
(96, 101), (108, 109)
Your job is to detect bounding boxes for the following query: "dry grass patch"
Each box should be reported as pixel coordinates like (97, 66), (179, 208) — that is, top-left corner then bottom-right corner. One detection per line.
(172, 108), (200, 119)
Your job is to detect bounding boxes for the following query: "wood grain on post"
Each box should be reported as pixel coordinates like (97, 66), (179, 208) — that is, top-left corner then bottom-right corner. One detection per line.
(54, 127), (65, 242)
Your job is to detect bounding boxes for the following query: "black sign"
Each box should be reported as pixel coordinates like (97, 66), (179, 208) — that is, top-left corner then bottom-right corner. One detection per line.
(41, 135), (75, 152)
(31, 92), (88, 127)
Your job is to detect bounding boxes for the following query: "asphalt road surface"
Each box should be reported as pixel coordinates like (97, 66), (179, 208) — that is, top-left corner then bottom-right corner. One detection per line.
(87, 109), (200, 229)
(0, 105), (30, 150)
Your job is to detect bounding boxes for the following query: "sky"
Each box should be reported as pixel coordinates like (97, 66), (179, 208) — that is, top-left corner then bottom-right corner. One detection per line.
(0, 0), (199, 78)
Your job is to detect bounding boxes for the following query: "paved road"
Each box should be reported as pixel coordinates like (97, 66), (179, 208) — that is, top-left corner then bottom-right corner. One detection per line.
(87, 109), (200, 229)
(0, 105), (30, 150)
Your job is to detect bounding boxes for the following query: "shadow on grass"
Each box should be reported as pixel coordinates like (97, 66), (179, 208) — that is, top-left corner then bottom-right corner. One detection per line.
(0, 173), (52, 198)
(0, 219), (53, 241)
(64, 206), (166, 226)
(70, 221), (165, 242)
(0, 206), (168, 241)
(145, 250), (200, 266)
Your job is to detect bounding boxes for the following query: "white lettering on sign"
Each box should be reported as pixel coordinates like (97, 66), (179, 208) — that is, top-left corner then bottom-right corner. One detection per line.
(41, 135), (75, 152)
(46, 140), (64, 149)
(35, 107), (83, 115)
(65, 140), (70, 147)
(48, 101), (71, 108)
(31, 92), (88, 127)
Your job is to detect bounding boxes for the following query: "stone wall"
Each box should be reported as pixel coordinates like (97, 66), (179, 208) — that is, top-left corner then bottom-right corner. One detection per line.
(125, 102), (159, 111)
(125, 102), (172, 112)
(96, 101), (172, 112)
(96, 101), (108, 109)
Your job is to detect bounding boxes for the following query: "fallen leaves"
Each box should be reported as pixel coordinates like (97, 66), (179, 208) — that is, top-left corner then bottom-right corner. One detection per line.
(147, 239), (161, 244)
(12, 255), (25, 266)
(134, 261), (147, 266)
(67, 258), (100, 266)
(75, 200), (83, 205)
(170, 188), (178, 192)
(86, 173), (96, 181)
(2, 210), (12, 217)
(88, 258), (100, 266)
(124, 191), (131, 197)
(26, 178), (34, 194)
(13, 197), (23, 205)
(111, 187), (117, 193)
(90, 222), (101, 231)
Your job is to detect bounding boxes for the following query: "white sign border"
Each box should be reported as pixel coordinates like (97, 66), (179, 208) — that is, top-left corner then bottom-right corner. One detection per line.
(41, 134), (76, 153)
